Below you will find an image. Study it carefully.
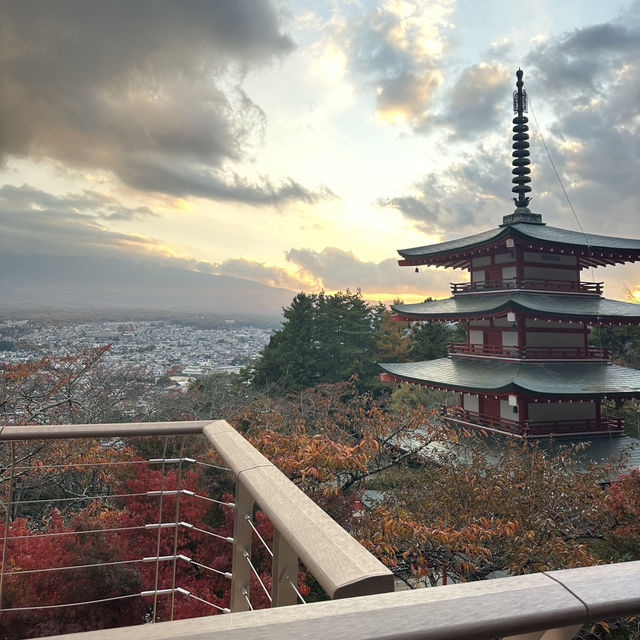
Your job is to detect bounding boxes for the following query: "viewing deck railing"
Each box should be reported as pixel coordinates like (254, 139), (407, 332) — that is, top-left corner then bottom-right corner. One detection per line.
(45, 561), (640, 640)
(0, 421), (637, 640)
(449, 342), (610, 361)
(0, 421), (392, 633)
(449, 408), (624, 438)
(450, 278), (603, 295)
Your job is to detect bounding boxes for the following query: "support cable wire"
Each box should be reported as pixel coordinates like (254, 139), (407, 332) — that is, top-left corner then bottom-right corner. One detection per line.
(528, 92), (611, 439)
(146, 490), (234, 508)
(182, 555), (232, 579)
(188, 523), (233, 543)
(287, 576), (307, 604)
(244, 513), (273, 557)
(1, 592), (141, 613)
(13, 460), (145, 471)
(148, 457), (194, 464)
(192, 460), (231, 472)
(180, 589), (230, 614)
(9, 491), (151, 506)
(243, 550), (272, 602)
(3, 525), (147, 540)
(183, 490), (234, 508)
(242, 586), (254, 611)
(4, 558), (143, 576)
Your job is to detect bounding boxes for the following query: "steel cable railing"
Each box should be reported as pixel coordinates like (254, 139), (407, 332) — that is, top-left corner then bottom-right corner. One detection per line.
(0, 434), (237, 628)
(0, 421), (394, 637)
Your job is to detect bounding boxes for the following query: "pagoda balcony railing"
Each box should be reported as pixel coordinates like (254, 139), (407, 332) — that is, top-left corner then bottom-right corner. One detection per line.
(448, 409), (520, 435)
(450, 278), (603, 295)
(0, 421), (392, 632)
(450, 408), (624, 438)
(0, 422), (638, 640)
(449, 342), (610, 361)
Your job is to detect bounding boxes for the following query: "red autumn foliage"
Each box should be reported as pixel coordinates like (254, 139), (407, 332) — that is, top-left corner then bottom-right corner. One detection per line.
(606, 469), (640, 540)
(0, 462), (286, 638)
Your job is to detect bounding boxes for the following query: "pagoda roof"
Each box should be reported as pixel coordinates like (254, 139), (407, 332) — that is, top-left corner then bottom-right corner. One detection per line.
(398, 222), (640, 269)
(379, 359), (640, 398)
(392, 294), (640, 324)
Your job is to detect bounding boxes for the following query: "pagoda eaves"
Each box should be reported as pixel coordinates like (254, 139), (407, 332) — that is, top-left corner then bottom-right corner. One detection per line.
(398, 222), (640, 270)
(380, 359), (640, 398)
(392, 293), (640, 325)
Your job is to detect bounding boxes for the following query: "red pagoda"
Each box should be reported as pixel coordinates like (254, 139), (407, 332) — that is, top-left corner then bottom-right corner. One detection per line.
(380, 69), (640, 439)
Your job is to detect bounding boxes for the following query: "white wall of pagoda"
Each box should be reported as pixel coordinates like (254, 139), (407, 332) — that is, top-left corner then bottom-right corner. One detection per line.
(526, 332), (584, 347)
(502, 332), (518, 347)
(523, 252), (577, 266)
(528, 400), (596, 421)
(462, 394), (479, 413)
(500, 399), (515, 421)
(522, 252), (578, 284)
(502, 266), (517, 280)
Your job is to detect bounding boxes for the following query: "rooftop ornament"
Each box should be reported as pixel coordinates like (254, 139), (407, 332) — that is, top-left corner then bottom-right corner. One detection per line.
(502, 69), (543, 226)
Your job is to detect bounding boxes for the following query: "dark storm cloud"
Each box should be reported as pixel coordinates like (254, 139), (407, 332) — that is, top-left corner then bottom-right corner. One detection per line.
(0, 184), (165, 261)
(0, 184), (159, 255)
(434, 63), (511, 139)
(119, 158), (334, 206)
(285, 246), (451, 294)
(524, 14), (640, 232)
(0, 1), (329, 206)
(527, 22), (640, 96)
(377, 152), (512, 237)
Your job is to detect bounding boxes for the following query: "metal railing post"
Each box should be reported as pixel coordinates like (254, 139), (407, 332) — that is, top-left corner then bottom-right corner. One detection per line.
(272, 529), (298, 607)
(230, 477), (253, 612)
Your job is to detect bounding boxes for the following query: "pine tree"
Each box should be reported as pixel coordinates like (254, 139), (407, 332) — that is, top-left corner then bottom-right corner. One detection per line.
(249, 293), (318, 390)
(248, 291), (383, 391)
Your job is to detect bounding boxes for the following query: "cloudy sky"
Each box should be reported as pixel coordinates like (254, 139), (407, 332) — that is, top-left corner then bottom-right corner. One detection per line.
(1, 0), (639, 305)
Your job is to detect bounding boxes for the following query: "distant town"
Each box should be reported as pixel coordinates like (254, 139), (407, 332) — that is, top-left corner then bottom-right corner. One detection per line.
(0, 317), (277, 383)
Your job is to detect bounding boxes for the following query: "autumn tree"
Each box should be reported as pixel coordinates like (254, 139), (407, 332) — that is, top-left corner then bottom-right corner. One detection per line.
(356, 439), (621, 587)
(0, 345), (152, 426)
(233, 383), (636, 591)
(0, 458), (286, 638)
(605, 469), (640, 551)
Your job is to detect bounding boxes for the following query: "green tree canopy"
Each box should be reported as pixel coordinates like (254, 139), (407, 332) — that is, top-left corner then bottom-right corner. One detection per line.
(248, 291), (384, 391)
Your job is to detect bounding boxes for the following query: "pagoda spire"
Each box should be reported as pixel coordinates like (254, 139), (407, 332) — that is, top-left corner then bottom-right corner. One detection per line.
(502, 69), (543, 225)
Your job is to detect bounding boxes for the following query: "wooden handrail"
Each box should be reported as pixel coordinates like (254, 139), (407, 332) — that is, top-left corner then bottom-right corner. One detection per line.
(0, 420), (393, 603)
(40, 561), (640, 640)
(202, 421), (393, 599)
